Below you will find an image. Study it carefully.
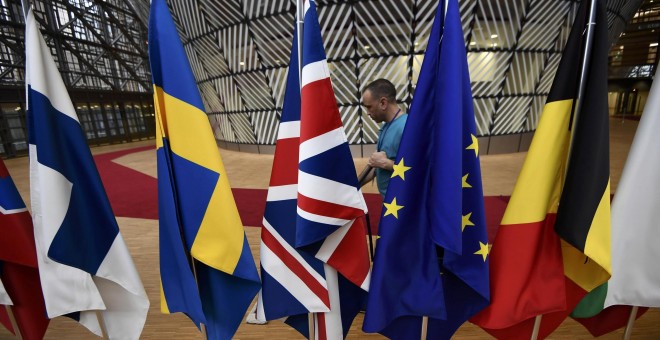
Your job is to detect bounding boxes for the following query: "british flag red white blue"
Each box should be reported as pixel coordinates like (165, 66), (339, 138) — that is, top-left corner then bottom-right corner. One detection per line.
(297, 0), (370, 293)
(256, 21), (330, 324)
(0, 158), (50, 340)
(256, 1), (371, 338)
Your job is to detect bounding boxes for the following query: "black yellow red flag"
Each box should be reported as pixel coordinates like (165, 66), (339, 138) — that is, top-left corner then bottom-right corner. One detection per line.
(471, 0), (611, 338)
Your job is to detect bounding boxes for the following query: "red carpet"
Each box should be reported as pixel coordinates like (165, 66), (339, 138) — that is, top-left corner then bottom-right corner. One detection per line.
(94, 147), (508, 240)
(94, 146), (159, 220)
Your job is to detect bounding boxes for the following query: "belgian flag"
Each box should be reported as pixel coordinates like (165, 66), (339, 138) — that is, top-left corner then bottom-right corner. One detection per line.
(471, 0), (611, 338)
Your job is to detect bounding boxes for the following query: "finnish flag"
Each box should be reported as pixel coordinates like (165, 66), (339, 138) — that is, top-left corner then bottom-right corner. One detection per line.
(25, 8), (149, 339)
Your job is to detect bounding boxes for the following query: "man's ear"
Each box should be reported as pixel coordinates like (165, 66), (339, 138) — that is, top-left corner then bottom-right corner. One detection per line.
(380, 97), (388, 110)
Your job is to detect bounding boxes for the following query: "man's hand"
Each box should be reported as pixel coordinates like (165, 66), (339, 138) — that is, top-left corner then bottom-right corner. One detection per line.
(368, 151), (393, 171)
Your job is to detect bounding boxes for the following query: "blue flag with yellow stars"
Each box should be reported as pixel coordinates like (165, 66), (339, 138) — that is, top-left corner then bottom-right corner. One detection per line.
(362, 0), (490, 338)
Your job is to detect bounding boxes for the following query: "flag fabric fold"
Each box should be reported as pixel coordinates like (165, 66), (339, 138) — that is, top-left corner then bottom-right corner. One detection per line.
(568, 58), (660, 337)
(573, 303), (648, 337)
(149, 0), (261, 339)
(604, 59), (660, 309)
(296, 0), (371, 293)
(0, 278), (13, 335)
(0, 158), (49, 339)
(258, 1), (370, 338)
(26, 8), (149, 339)
(0, 279), (10, 306)
(363, 0), (490, 338)
(471, 0), (611, 338)
(257, 23), (330, 323)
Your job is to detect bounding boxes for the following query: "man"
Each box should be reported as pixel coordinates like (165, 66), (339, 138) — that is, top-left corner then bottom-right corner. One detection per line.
(359, 79), (408, 197)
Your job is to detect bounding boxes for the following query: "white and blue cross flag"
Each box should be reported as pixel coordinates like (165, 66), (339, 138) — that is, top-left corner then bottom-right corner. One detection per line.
(26, 8), (149, 339)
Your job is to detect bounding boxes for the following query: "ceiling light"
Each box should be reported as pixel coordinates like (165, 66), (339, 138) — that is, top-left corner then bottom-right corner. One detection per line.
(470, 41), (477, 46)
(650, 43), (658, 47)
(490, 34), (498, 39)
(239, 61), (245, 66)
(364, 45), (370, 50)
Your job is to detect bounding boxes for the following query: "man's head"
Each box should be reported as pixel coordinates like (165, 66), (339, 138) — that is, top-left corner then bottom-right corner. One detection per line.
(362, 79), (398, 124)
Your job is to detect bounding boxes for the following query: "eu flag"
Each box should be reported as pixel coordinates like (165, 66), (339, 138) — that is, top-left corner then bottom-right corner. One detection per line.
(149, 0), (261, 339)
(363, 0), (489, 338)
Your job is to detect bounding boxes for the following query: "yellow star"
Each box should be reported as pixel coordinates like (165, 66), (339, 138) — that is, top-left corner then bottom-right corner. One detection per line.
(383, 197), (404, 219)
(391, 158), (412, 180)
(462, 173), (472, 188)
(474, 241), (489, 262)
(462, 212), (475, 231)
(466, 134), (479, 157)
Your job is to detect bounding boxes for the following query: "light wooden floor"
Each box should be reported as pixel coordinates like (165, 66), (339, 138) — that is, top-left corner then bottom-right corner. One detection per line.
(2, 118), (658, 339)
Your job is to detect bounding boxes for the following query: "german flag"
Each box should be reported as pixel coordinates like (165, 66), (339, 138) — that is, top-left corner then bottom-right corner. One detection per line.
(471, 0), (611, 338)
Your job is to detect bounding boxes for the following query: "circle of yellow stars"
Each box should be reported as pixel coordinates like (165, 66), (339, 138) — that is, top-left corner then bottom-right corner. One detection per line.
(382, 134), (489, 262)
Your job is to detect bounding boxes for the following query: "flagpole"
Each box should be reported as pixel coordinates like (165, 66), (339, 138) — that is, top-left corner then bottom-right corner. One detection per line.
(20, 0), (29, 16)
(557, 0), (600, 336)
(418, 1), (450, 338)
(308, 314), (315, 340)
(538, 1), (598, 339)
(190, 264), (209, 339)
(95, 311), (109, 339)
(5, 305), (22, 339)
(419, 2), (449, 339)
(622, 306), (639, 340)
(530, 315), (542, 340)
(297, 0), (304, 91)
(297, 2), (315, 339)
(420, 316), (428, 340)
(566, 0), (598, 170)
(418, 2), (450, 338)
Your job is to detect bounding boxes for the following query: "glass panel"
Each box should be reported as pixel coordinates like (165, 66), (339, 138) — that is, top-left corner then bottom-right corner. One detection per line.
(105, 104), (118, 136)
(89, 103), (107, 138)
(142, 103), (154, 135)
(1, 103), (27, 151)
(114, 104), (125, 135)
(133, 104), (146, 132)
(125, 104), (138, 134)
(75, 103), (96, 139)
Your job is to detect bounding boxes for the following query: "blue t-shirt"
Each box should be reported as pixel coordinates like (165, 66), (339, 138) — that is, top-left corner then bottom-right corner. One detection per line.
(376, 113), (408, 197)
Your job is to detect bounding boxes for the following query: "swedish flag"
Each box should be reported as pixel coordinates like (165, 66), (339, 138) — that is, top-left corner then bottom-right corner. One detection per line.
(149, 0), (260, 339)
(363, 0), (489, 338)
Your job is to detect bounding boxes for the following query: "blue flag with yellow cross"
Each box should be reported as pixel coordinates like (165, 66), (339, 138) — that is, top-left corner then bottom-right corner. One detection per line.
(148, 0), (261, 339)
(363, 0), (490, 338)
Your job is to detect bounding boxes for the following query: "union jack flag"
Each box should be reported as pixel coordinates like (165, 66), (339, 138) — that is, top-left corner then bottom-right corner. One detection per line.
(257, 1), (371, 338)
(0, 158), (50, 340)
